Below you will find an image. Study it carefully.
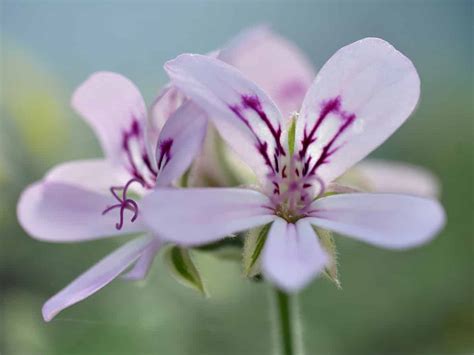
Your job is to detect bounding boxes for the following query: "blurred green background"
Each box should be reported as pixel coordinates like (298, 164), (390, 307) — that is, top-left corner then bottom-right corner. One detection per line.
(1, 1), (472, 354)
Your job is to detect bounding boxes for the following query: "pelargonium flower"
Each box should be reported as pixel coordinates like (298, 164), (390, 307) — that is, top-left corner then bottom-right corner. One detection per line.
(17, 72), (207, 320)
(142, 38), (446, 291)
(188, 26), (440, 198)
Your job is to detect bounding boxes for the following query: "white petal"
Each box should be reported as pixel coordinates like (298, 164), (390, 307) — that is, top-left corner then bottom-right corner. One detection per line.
(141, 188), (275, 246)
(262, 218), (329, 292)
(155, 102), (208, 187)
(308, 193), (445, 249)
(219, 26), (315, 118)
(45, 159), (130, 194)
(42, 236), (154, 321)
(296, 38), (420, 184)
(347, 159), (440, 198)
(71, 72), (155, 180)
(165, 54), (285, 180)
(17, 181), (145, 242)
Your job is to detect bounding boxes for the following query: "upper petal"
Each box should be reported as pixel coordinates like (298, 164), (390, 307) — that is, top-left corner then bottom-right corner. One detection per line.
(344, 159), (440, 198)
(296, 38), (420, 184)
(17, 181), (145, 242)
(307, 193), (445, 249)
(165, 54), (285, 180)
(71, 72), (155, 181)
(154, 101), (208, 187)
(42, 235), (154, 321)
(45, 159), (130, 194)
(150, 85), (186, 134)
(141, 188), (275, 246)
(219, 26), (315, 118)
(262, 218), (329, 292)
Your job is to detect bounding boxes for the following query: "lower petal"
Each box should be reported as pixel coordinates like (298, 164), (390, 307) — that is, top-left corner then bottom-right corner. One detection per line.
(17, 181), (145, 242)
(42, 235), (154, 321)
(262, 218), (329, 292)
(308, 193), (446, 249)
(141, 188), (275, 246)
(121, 238), (163, 280)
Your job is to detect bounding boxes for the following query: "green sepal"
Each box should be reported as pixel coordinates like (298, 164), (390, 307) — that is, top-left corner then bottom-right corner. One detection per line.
(313, 227), (341, 289)
(243, 223), (272, 277)
(164, 246), (208, 296)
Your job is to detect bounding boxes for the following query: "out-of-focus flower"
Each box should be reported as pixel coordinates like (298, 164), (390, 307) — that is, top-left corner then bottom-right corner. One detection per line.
(142, 38), (446, 292)
(17, 72), (207, 321)
(338, 159), (441, 197)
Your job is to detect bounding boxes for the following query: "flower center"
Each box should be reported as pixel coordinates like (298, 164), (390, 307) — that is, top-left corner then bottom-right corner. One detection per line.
(268, 154), (326, 223)
(102, 178), (144, 230)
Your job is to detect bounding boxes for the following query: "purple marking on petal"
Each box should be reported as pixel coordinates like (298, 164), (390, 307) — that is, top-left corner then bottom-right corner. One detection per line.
(121, 118), (156, 188)
(299, 97), (341, 159)
(157, 138), (173, 170)
(297, 96), (357, 177)
(229, 94), (286, 175)
(308, 111), (356, 176)
(241, 95), (285, 156)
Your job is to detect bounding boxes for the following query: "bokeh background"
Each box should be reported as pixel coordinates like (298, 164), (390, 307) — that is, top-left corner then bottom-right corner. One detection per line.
(1, 1), (473, 354)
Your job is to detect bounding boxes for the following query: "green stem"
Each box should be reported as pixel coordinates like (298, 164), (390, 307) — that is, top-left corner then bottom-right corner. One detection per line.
(272, 288), (302, 355)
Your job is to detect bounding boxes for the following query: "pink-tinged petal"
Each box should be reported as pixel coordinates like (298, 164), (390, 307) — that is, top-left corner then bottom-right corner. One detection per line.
(149, 85), (185, 135)
(219, 26), (315, 118)
(262, 218), (329, 292)
(141, 188), (275, 246)
(72, 72), (156, 183)
(122, 238), (163, 280)
(296, 38), (420, 184)
(45, 159), (130, 194)
(307, 193), (445, 249)
(17, 181), (144, 242)
(165, 54), (285, 179)
(42, 235), (154, 321)
(348, 159), (440, 198)
(155, 102), (207, 187)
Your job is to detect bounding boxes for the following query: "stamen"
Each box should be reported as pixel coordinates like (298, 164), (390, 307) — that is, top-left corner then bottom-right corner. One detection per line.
(102, 178), (144, 230)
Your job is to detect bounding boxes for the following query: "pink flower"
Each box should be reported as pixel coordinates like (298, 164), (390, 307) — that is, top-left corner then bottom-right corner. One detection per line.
(17, 72), (207, 320)
(142, 38), (446, 292)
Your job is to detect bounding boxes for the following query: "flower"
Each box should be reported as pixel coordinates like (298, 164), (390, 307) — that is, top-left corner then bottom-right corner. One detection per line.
(17, 72), (207, 320)
(142, 38), (446, 292)
(189, 26), (440, 197)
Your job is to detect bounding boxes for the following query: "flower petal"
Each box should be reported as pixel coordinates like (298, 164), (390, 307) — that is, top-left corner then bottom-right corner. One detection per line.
(122, 238), (163, 280)
(219, 26), (315, 118)
(17, 181), (145, 242)
(150, 85), (185, 134)
(155, 102), (207, 187)
(296, 38), (420, 184)
(307, 193), (445, 249)
(71, 72), (155, 181)
(165, 54), (285, 179)
(141, 188), (275, 246)
(346, 159), (440, 198)
(42, 235), (154, 321)
(45, 159), (130, 194)
(262, 218), (329, 292)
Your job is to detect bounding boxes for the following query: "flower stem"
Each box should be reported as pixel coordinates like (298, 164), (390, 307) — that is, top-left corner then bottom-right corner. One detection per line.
(272, 287), (302, 355)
